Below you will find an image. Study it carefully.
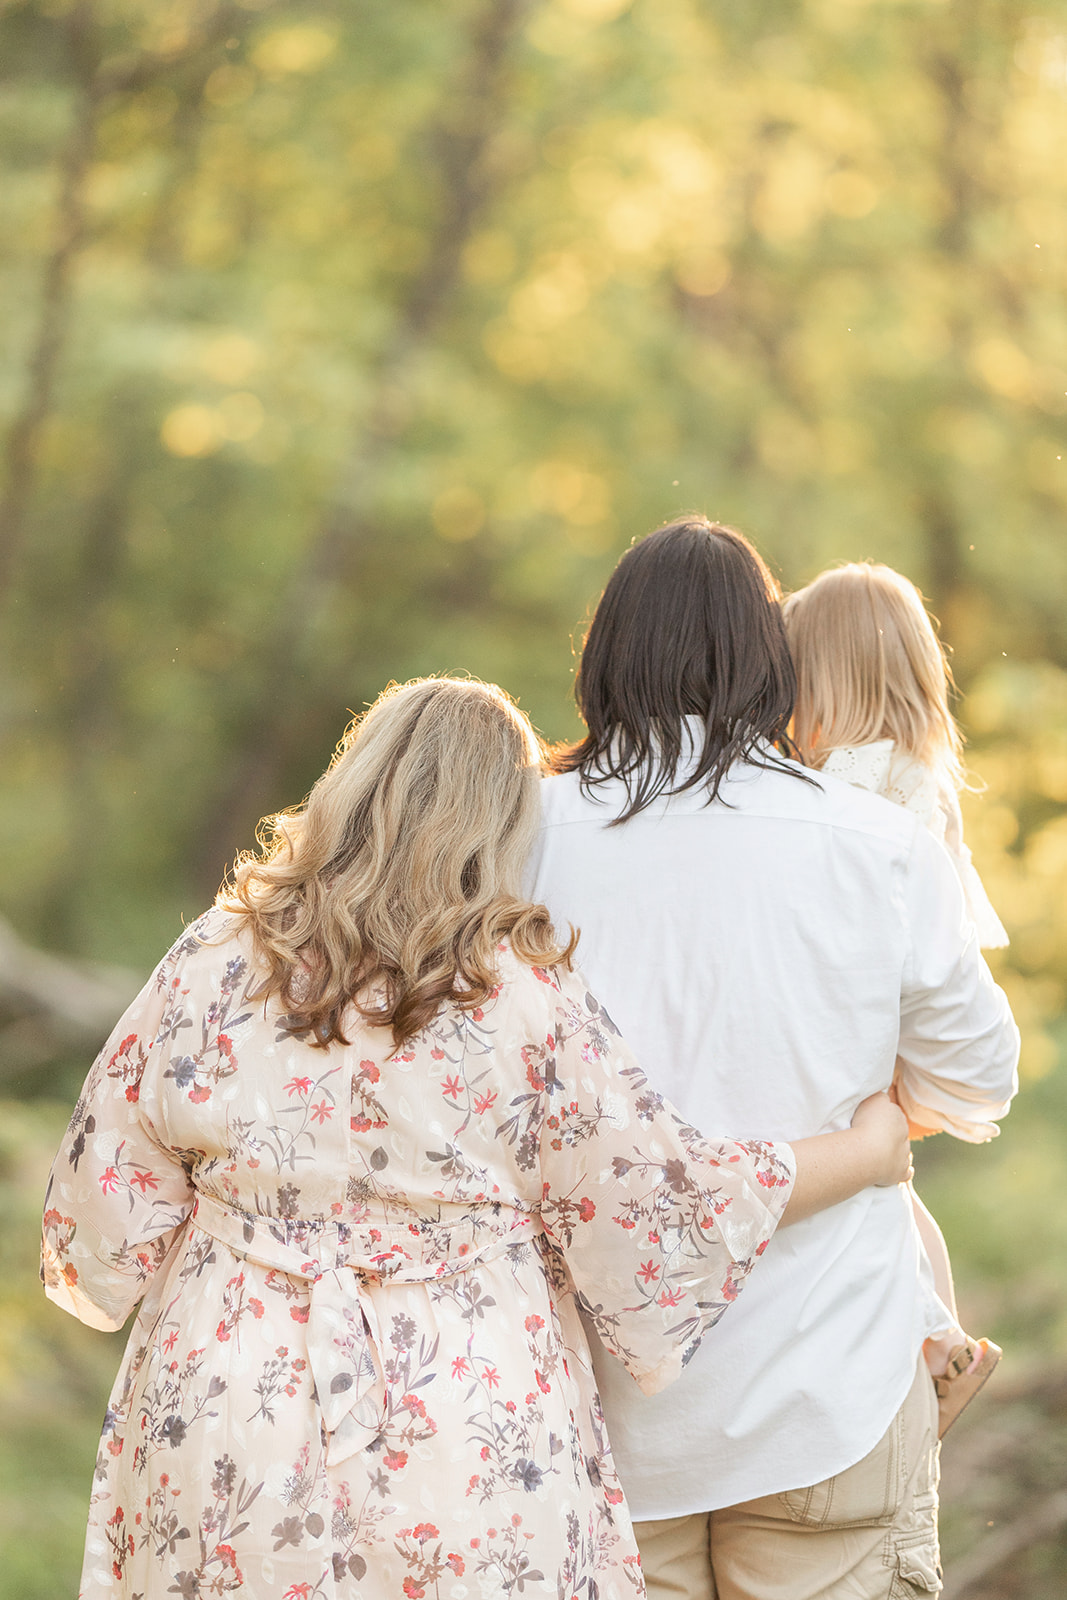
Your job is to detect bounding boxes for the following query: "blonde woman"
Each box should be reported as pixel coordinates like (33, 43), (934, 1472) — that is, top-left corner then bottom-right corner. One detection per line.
(784, 563), (1010, 1433)
(43, 677), (909, 1600)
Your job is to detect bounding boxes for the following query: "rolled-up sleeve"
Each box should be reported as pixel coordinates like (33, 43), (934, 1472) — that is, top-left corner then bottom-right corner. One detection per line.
(896, 825), (1019, 1142)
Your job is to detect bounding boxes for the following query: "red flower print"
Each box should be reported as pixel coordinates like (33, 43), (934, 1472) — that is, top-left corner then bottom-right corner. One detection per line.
(351, 1115), (371, 1132)
(248, 1298), (265, 1319)
(637, 1260), (660, 1284)
(442, 1076), (462, 1100)
(216, 1322), (230, 1342)
(482, 1365), (500, 1388)
(657, 1288), (684, 1308)
(473, 1092), (497, 1115)
(285, 1077), (312, 1098)
(283, 1586), (312, 1600)
(359, 1060), (381, 1082)
(383, 1449), (408, 1471)
(535, 1370), (551, 1394)
(451, 1356), (469, 1379)
(757, 1168), (788, 1188)
(722, 1278), (739, 1301)
(446, 1553), (465, 1575)
(577, 1197), (596, 1223)
(309, 1100), (333, 1124)
(524, 1314), (544, 1332)
(99, 1167), (120, 1194)
(124, 1085), (139, 1103)
(290, 1304), (310, 1322)
(412, 1522), (439, 1543)
(129, 1168), (160, 1193)
(189, 1085), (212, 1104)
(431, 1047), (445, 1060)
(605, 1486), (624, 1505)
(402, 1581), (424, 1599)
(216, 1545), (237, 1569)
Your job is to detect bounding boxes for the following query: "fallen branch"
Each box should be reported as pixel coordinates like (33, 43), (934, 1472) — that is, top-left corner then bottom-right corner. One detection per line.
(0, 918), (140, 1076)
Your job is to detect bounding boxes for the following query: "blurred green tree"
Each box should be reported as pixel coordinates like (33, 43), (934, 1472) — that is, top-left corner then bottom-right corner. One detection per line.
(3, 3), (1067, 1591)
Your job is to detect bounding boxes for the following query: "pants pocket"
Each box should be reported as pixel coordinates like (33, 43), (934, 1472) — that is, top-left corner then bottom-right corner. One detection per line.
(889, 1536), (942, 1596)
(777, 1407), (906, 1529)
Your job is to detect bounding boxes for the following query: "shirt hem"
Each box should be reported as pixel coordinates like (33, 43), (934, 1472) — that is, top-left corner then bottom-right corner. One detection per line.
(621, 1331), (929, 1521)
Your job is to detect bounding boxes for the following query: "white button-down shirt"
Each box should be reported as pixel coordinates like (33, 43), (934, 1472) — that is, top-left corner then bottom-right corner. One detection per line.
(528, 744), (1019, 1515)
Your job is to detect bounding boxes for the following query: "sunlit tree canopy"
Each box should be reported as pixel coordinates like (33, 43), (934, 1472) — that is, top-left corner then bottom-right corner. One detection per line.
(3, 1), (1067, 1592)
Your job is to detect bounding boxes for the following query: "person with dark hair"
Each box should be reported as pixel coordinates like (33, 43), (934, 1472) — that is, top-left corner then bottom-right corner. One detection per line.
(42, 676), (912, 1600)
(529, 517), (1019, 1600)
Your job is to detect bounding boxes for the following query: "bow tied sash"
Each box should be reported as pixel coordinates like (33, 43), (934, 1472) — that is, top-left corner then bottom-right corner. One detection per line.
(190, 1192), (538, 1466)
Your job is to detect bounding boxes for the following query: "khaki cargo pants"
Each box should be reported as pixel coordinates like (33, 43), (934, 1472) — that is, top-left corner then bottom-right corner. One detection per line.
(634, 1358), (941, 1600)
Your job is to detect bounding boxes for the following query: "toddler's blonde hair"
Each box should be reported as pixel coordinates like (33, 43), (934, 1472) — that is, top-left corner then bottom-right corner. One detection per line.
(782, 562), (963, 785)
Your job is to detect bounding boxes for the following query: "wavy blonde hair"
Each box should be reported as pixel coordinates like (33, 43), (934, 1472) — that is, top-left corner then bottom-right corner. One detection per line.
(220, 677), (575, 1047)
(783, 562), (964, 785)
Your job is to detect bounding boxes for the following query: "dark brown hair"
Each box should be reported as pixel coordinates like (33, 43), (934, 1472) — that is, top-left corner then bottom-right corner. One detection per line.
(552, 516), (806, 821)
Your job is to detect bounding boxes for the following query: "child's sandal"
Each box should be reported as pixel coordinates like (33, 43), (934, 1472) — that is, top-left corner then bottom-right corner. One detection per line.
(933, 1337), (1002, 1438)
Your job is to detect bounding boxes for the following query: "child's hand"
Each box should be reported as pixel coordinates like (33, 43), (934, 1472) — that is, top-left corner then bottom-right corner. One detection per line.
(851, 1092), (914, 1187)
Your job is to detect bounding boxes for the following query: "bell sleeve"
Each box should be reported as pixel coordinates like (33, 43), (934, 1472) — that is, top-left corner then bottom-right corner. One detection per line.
(535, 966), (795, 1397)
(41, 930), (201, 1332)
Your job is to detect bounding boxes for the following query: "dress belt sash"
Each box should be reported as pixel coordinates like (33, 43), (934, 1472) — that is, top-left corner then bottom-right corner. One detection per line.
(189, 1192), (540, 1467)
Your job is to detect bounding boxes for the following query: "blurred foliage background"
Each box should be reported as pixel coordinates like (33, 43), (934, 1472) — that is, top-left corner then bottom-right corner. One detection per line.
(1, 0), (1066, 1594)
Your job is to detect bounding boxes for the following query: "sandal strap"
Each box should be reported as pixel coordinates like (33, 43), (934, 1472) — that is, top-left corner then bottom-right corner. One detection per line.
(944, 1340), (978, 1380)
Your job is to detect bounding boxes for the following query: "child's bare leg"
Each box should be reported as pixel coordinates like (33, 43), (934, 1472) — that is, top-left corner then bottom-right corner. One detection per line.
(911, 1186), (958, 1320)
(910, 1185), (973, 1377)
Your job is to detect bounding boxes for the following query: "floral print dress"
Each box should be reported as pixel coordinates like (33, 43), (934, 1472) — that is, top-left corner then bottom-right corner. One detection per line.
(42, 908), (795, 1600)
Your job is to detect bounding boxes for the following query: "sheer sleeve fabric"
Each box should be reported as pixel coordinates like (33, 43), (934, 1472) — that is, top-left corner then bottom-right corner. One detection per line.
(41, 932), (200, 1331)
(937, 787), (1009, 951)
(535, 966), (795, 1397)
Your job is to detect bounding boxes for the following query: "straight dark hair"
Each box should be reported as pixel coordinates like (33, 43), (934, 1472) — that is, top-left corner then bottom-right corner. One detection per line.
(552, 516), (808, 821)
